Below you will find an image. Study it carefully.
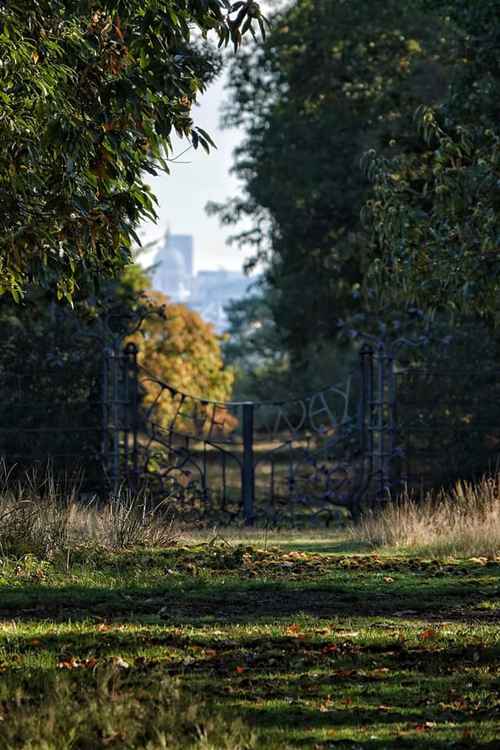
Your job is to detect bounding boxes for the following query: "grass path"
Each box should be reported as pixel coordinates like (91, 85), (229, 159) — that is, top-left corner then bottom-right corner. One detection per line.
(1, 542), (500, 748)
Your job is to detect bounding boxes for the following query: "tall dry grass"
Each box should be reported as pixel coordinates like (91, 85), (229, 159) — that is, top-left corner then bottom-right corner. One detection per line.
(0, 464), (178, 557)
(351, 474), (500, 558)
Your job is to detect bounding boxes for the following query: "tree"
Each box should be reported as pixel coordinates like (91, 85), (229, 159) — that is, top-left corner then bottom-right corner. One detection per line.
(223, 291), (356, 401)
(0, 0), (266, 301)
(364, 0), (500, 325)
(209, 0), (454, 361)
(129, 289), (234, 427)
(222, 292), (289, 399)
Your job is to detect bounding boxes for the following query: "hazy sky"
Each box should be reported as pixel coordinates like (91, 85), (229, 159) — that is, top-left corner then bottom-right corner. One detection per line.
(138, 0), (280, 273)
(138, 71), (250, 273)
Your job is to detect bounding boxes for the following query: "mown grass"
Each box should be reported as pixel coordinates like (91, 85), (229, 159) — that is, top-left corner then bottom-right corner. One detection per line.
(1, 543), (500, 748)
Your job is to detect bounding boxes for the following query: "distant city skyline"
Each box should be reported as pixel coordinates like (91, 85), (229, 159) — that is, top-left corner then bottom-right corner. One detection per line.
(151, 232), (255, 332)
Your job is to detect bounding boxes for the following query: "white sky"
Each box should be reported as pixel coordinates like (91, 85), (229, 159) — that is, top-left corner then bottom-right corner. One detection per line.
(138, 71), (249, 273)
(138, 0), (279, 273)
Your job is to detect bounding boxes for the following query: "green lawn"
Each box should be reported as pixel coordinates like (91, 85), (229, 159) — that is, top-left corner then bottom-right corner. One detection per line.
(1, 542), (500, 748)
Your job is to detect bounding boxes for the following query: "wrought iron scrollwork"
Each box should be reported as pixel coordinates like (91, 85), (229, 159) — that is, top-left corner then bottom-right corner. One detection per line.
(112, 346), (374, 525)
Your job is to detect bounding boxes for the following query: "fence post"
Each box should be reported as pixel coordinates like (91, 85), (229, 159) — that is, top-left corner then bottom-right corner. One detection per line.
(102, 345), (120, 490)
(374, 343), (397, 502)
(360, 344), (375, 508)
(102, 342), (128, 493)
(123, 342), (139, 490)
(384, 345), (397, 495)
(376, 343), (386, 500)
(242, 402), (255, 526)
(110, 344), (121, 491)
(101, 346), (111, 484)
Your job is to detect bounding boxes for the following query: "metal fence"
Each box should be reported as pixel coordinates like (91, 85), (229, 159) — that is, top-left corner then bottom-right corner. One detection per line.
(0, 332), (105, 490)
(1, 335), (499, 523)
(104, 343), (400, 523)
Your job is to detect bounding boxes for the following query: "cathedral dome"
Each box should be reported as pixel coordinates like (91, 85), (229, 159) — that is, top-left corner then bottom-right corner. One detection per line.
(152, 235), (193, 302)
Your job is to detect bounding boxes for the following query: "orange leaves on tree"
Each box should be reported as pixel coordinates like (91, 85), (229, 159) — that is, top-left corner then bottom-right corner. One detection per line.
(128, 290), (235, 432)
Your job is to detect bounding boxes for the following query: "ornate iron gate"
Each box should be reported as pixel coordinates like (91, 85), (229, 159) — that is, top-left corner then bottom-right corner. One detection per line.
(3, 326), (498, 514)
(104, 342), (399, 524)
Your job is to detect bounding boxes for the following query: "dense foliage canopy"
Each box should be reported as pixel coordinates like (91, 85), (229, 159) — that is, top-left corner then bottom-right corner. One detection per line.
(211, 0), (454, 359)
(365, 0), (500, 324)
(0, 0), (265, 301)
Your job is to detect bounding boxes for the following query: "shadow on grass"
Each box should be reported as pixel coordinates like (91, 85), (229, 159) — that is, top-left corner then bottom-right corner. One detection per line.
(2, 559), (500, 749)
(271, 539), (373, 554)
(1, 629), (499, 750)
(0, 565), (496, 624)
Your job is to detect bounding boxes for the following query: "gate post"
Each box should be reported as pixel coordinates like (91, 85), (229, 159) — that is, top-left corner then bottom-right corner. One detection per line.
(384, 345), (397, 496)
(101, 346), (110, 485)
(111, 343), (122, 492)
(242, 402), (255, 526)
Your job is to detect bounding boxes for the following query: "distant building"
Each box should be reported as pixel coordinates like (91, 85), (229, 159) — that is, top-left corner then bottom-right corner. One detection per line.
(150, 230), (255, 331)
(152, 232), (193, 302)
(191, 270), (254, 332)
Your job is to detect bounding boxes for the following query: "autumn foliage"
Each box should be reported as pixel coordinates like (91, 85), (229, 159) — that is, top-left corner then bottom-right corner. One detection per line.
(129, 289), (235, 431)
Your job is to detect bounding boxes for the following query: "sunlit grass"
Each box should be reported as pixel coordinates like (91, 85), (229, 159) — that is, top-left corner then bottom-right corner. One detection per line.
(1, 541), (500, 748)
(2, 471), (500, 746)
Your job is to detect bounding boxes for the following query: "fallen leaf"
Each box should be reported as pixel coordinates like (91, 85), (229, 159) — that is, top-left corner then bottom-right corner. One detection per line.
(334, 669), (357, 678)
(418, 629), (437, 640)
(468, 557), (488, 566)
(367, 667), (390, 680)
(415, 721), (436, 732)
(322, 644), (339, 655)
(57, 657), (79, 670)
